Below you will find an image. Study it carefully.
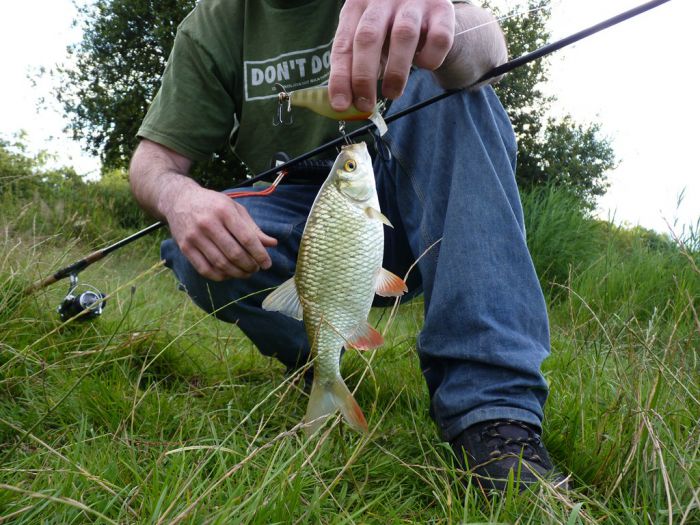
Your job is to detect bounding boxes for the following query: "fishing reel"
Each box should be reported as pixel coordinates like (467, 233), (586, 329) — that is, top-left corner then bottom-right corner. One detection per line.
(57, 274), (106, 321)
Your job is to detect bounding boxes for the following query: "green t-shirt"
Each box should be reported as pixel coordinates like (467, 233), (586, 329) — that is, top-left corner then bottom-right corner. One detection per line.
(138, 0), (472, 177)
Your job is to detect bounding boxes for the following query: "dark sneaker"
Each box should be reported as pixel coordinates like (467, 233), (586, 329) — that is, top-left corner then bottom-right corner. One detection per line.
(450, 419), (569, 492)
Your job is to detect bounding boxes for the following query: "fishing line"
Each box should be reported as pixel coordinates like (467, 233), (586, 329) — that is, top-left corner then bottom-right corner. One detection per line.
(454, 0), (559, 38)
(24, 0), (673, 299)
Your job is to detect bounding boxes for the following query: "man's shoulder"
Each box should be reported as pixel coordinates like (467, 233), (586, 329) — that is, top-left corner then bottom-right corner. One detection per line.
(179, 0), (245, 35)
(176, 0), (245, 59)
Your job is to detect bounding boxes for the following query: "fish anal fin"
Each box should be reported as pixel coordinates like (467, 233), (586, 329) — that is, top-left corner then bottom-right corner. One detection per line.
(375, 268), (408, 297)
(261, 277), (303, 320)
(364, 207), (393, 228)
(347, 321), (384, 351)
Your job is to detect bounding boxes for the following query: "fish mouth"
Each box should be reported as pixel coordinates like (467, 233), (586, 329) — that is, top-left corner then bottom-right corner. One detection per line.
(340, 142), (367, 152)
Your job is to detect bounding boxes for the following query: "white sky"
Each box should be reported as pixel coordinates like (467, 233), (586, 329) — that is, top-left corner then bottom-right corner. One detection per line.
(542, 0), (699, 235)
(0, 0), (697, 234)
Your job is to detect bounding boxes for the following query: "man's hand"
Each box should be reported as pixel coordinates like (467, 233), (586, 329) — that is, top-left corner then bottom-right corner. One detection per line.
(165, 187), (277, 281)
(328, 1), (508, 110)
(129, 139), (277, 282)
(329, 0), (456, 112)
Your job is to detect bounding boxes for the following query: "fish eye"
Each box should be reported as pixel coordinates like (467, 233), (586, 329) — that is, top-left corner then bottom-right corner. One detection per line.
(344, 159), (357, 172)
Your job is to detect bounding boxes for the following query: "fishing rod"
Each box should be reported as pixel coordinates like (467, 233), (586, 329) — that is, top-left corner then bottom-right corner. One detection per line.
(24, 0), (672, 315)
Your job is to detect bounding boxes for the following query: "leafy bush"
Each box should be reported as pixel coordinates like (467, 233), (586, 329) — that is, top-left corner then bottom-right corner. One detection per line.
(569, 222), (699, 324)
(521, 185), (601, 289)
(1, 134), (150, 241)
(522, 184), (699, 326)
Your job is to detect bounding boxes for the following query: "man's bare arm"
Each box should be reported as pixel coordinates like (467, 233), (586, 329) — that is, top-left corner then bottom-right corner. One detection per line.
(129, 139), (277, 281)
(129, 139), (196, 221)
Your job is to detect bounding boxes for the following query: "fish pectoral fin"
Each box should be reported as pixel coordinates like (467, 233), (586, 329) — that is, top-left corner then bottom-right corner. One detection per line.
(375, 268), (408, 297)
(364, 207), (393, 228)
(346, 321), (384, 351)
(304, 376), (368, 436)
(261, 277), (303, 320)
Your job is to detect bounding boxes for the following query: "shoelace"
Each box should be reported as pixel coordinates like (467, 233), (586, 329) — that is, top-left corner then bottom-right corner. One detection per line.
(481, 420), (544, 464)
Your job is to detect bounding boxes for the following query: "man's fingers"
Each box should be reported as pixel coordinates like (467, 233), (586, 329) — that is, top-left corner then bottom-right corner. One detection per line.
(193, 205), (260, 275)
(412, 4), (454, 70)
(331, 0), (457, 110)
(210, 227), (261, 274)
(262, 235), (278, 248)
(182, 244), (226, 282)
(223, 205), (275, 270)
(351, 5), (392, 112)
(329, 1), (365, 111)
(382, 5), (423, 99)
(199, 235), (256, 280)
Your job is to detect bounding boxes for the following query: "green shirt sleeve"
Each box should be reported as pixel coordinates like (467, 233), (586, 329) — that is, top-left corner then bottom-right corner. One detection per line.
(137, 30), (237, 161)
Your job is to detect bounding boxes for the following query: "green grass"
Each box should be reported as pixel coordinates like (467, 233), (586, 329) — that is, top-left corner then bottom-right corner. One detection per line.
(0, 191), (698, 524)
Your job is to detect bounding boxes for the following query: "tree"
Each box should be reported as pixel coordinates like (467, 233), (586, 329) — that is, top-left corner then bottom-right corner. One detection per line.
(533, 117), (614, 206)
(492, 1), (616, 209)
(56, 0), (248, 189)
(57, 0), (192, 169)
(56, 0), (616, 202)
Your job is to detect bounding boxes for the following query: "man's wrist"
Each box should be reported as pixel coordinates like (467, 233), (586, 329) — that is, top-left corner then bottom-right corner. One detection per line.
(156, 174), (201, 221)
(433, 4), (507, 89)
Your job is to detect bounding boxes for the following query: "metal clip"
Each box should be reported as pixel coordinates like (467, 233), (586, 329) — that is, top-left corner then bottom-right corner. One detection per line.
(338, 120), (353, 145)
(273, 83), (293, 126)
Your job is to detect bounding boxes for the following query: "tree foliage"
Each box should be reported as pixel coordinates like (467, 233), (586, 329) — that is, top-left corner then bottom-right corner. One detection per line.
(57, 0), (192, 169)
(56, 0), (245, 189)
(56, 0), (616, 202)
(0, 133), (148, 236)
(492, 1), (616, 208)
(0, 133), (83, 200)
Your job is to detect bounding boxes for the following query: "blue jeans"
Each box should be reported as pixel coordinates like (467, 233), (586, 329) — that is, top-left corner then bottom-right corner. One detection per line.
(161, 70), (550, 441)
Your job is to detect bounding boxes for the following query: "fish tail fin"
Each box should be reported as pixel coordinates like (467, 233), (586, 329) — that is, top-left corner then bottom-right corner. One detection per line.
(304, 376), (368, 436)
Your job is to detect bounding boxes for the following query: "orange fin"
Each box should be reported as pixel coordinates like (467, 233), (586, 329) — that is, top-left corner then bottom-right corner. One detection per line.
(347, 321), (384, 351)
(375, 268), (408, 297)
(304, 376), (368, 436)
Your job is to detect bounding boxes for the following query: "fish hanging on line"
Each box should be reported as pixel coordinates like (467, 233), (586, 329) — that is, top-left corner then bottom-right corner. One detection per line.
(262, 141), (407, 436)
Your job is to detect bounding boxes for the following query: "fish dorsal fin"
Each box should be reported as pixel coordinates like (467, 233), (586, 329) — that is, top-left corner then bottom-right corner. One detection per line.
(346, 321), (384, 351)
(375, 268), (408, 297)
(261, 277), (303, 320)
(364, 207), (393, 228)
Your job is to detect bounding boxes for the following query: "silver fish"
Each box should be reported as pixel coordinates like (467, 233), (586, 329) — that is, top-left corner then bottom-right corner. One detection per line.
(262, 142), (407, 435)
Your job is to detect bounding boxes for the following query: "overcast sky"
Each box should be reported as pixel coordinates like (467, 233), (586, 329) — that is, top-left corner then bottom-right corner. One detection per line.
(0, 0), (697, 235)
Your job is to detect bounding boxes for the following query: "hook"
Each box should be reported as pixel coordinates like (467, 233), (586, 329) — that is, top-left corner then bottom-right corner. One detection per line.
(272, 83), (293, 126)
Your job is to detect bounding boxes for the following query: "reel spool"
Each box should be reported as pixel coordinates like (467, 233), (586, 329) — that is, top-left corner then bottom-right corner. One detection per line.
(57, 274), (106, 321)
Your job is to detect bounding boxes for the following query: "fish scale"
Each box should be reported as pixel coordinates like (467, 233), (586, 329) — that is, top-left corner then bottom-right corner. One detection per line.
(262, 142), (406, 435)
(297, 182), (384, 383)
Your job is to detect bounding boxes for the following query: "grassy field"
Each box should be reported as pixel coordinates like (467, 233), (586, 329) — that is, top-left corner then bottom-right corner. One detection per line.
(0, 185), (698, 524)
